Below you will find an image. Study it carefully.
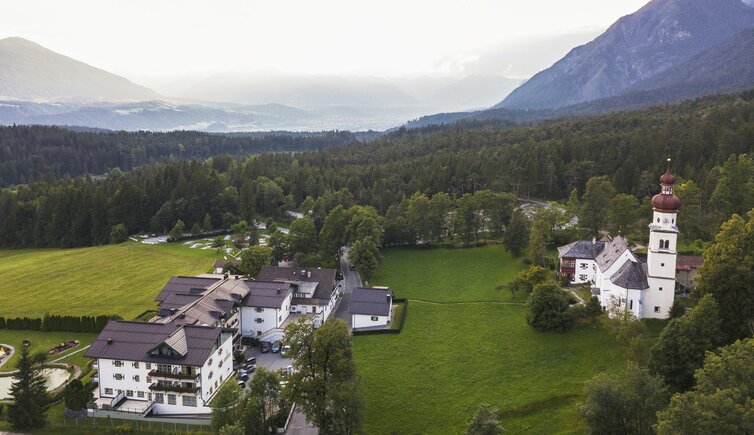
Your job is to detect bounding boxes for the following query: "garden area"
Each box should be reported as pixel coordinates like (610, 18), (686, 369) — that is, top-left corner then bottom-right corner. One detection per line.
(353, 245), (625, 433)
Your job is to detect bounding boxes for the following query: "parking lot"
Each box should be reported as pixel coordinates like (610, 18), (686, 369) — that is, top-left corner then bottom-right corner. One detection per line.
(244, 345), (292, 375)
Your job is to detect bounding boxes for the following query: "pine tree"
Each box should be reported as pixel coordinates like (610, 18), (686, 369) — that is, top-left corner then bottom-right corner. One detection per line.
(8, 344), (48, 429)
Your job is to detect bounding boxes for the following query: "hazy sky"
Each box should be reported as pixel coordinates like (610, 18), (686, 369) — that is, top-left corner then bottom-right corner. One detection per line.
(1, 0), (650, 80)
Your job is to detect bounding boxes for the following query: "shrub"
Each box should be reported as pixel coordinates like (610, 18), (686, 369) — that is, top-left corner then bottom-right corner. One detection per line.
(526, 283), (574, 332)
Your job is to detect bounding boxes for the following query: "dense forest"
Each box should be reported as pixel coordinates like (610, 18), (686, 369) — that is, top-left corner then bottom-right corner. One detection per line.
(0, 127), (357, 186)
(1, 90), (754, 248)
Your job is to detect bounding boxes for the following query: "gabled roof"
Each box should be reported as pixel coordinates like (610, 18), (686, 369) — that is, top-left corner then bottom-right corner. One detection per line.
(676, 255), (703, 271)
(610, 261), (649, 290)
(85, 321), (223, 366)
(155, 276), (221, 302)
(242, 281), (293, 309)
(257, 266), (337, 306)
(558, 240), (606, 260)
(349, 287), (392, 316)
(160, 278), (249, 327)
(596, 235), (630, 271)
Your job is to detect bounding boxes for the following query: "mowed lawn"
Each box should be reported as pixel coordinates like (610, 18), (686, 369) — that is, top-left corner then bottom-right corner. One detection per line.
(353, 246), (624, 434)
(0, 241), (224, 319)
(0, 330), (99, 372)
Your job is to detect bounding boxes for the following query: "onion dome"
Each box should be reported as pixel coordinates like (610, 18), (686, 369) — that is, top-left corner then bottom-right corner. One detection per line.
(651, 161), (681, 213)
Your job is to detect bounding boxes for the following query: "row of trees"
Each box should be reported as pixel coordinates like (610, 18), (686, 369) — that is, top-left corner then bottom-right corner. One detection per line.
(0, 314), (118, 333)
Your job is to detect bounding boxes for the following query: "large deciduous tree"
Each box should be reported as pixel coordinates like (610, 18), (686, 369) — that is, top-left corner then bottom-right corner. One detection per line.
(695, 210), (754, 342)
(579, 364), (669, 435)
(283, 318), (363, 435)
(349, 237), (380, 281)
(648, 294), (724, 392)
(240, 245), (273, 277)
(656, 338), (754, 434)
(503, 209), (529, 257)
(581, 176), (616, 235)
(526, 283), (574, 332)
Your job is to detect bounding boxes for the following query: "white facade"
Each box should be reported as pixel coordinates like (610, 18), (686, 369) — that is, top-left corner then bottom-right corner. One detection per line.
(573, 260), (597, 284)
(352, 313), (391, 329)
(94, 332), (234, 416)
(239, 292), (292, 337)
(643, 209), (679, 319)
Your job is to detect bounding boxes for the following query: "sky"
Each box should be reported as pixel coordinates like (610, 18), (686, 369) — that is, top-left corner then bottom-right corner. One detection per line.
(1, 0), (650, 81)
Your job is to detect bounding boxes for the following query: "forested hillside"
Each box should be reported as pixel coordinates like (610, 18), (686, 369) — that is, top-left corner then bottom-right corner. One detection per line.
(2, 90), (754, 248)
(0, 127), (357, 186)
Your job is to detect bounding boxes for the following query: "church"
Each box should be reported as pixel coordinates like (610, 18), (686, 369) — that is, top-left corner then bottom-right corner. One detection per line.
(557, 163), (681, 319)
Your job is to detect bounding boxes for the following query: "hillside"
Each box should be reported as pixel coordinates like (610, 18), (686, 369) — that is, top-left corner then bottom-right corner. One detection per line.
(0, 37), (158, 102)
(496, 0), (754, 110)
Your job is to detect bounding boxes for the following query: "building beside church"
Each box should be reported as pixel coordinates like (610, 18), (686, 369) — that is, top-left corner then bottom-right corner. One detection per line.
(558, 163), (682, 319)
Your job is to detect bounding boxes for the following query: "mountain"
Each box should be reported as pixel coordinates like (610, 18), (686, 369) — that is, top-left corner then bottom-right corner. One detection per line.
(496, 0), (754, 110)
(0, 37), (159, 102)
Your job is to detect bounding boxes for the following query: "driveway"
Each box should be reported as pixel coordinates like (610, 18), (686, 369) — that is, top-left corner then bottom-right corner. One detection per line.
(332, 248), (363, 331)
(244, 347), (292, 374)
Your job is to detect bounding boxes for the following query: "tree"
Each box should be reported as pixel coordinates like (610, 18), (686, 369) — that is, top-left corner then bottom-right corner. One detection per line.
(466, 403), (505, 435)
(289, 216), (318, 255)
(349, 237), (380, 281)
(674, 180), (703, 241)
(63, 378), (90, 411)
(240, 245), (273, 277)
(190, 222), (202, 235)
(211, 237), (225, 252)
(268, 230), (290, 263)
(656, 338), (754, 434)
(211, 381), (244, 433)
(581, 176), (616, 235)
(695, 210), (754, 342)
(109, 223), (128, 244)
(248, 367), (282, 430)
(527, 218), (550, 266)
(219, 423), (245, 435)
(406, 192), (433, 244)
(603, 300), (653, 365)
(648, 294), (724, 392)
(503, 209), (529, 257)
(8, 344), (48, 429)
(609, 194), (639, 234)
(169, 219), (185, 239)
(584, 296), (603, 318)
(526, 283), (574, 332)
(453, 193), (481, 246)
(283, 318), (363, 435)
(319, 205), (348, 260)
(507, 266), (553, 296)
(202, 213), (214, 232)
(579, 364), (669, 435)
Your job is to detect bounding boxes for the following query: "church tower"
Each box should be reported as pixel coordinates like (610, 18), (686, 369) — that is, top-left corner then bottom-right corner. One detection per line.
(644, 160), (681, 318)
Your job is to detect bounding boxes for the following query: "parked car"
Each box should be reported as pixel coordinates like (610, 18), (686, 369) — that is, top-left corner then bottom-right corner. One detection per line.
(245, 357), (257, 365)
(238, 373), (249, 382)
(271, 341), (282, 353)
(244, 363), (256, 372)
(260, 341), (272, 353)
(237, 380), (246, 388)
(281, 345), (291, 357)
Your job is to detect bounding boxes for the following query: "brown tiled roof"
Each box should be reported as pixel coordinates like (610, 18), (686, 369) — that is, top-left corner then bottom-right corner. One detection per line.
(257, 266), (337, 305)
(596, 235), (631, 271)
(84, 321), (223, 367)
(676, 255), (703, 271)
(242, 281), (292, 309)
(155, 276), (221, 302)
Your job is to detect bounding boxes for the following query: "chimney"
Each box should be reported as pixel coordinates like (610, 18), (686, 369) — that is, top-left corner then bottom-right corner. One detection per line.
(170, 308), (177, 315)
(223, 273), (228, 279)
(107, 338), (113, 345)
(277, 288), (281, 294)
(234, 275), (239, 280)
(592, 237), (596, 246)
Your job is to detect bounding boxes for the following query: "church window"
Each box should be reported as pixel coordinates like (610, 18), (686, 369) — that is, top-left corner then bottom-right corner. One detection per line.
(657, 218), (660, 223)
(659, 287), (663, 291)
(661, 263), (665, 267)
(629, 300), (633, 310)
(654, 306), (661, 313)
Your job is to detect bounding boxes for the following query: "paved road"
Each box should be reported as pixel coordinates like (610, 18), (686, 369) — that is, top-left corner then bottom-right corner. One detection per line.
(285, 409), (318, 435)
(332, 248), (363, 331)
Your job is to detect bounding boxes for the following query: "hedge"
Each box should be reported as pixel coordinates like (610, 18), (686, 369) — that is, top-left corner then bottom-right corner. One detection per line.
(0, 314), (120, 333)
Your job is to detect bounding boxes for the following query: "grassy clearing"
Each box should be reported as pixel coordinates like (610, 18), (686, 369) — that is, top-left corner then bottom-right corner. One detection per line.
(353, 246), (625, 434)
(369, 245), (527, 303)
(0, 330), (98, 372)
(0, 241), (225, 319)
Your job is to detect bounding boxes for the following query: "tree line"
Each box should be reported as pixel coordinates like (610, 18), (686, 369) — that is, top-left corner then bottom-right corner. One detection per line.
(0, 314), (119, 333)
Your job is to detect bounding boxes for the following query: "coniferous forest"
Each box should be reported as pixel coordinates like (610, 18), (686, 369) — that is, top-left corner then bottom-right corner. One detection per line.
(1, 91), (754, 248)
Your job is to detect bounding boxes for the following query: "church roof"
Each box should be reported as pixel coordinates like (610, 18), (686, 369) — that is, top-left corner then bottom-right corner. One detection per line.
(610, 261), (649, 290)
(558, 240), (605, 260)
(596, 235), (630, 271)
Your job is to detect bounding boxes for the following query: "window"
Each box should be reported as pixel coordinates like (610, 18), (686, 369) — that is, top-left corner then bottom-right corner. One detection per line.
(126, 390), (133, 397)
(146, 376), (152, 383)
(104, 388), (113, 395)
(579, 274), (588, 281)
(208, 358), (213, 366)
(659, 287), (663, 291)
(137, 391), (145, 398)
(154, 393), (164, 404)
(182, 395), (197, 407)
(255, 318), (264, 323)
(113, 373), (123, 380)
(661, 263), (665, 267)
(132, 362), (139, 368)
(113, 360), (123, 367)
(218, 360), (223, 368)
(168, 394), (177, 405)
(629, 300), (633, 310)
(208, 371), (214, 380)
(255, 307), (264, 313)
(133, 375), (140, 382)
(654, 306), (661, 313)
(580, 263), (587, 269)
(145, 363), (151, 370)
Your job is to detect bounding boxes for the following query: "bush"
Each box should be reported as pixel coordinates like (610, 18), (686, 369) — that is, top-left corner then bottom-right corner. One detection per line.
(526, 283), (574, 332)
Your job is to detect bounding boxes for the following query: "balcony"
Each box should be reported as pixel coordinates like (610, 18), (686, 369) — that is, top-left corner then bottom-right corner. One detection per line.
(149, 382), (200, 394)
(148, 369), (197, 381)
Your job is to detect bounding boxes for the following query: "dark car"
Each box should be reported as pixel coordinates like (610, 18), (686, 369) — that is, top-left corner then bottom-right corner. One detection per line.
(244, 363), (256, 372)
(271, 341), (282, 353)
(237, 380), (246, 388)
(260, 341), (272, 353)
(238, 372), (249, 382)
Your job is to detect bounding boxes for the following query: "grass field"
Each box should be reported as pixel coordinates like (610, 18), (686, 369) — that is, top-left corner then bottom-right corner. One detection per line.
(0, 330), (98, 372)
(0, 241), (225, 319)
(353, 246), (625, 434)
